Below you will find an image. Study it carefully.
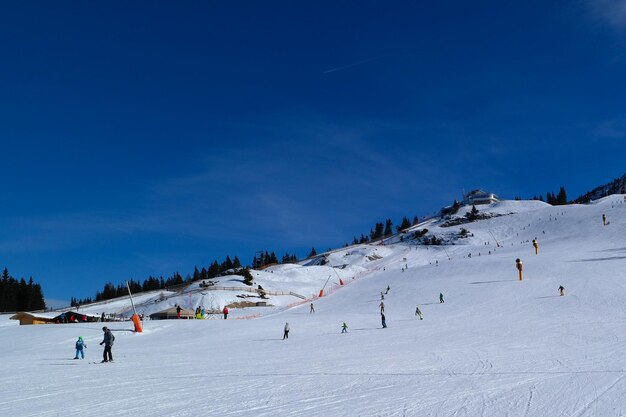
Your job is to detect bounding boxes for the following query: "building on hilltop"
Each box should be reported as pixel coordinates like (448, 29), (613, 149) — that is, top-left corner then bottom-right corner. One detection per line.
(463, 189), (499, 206)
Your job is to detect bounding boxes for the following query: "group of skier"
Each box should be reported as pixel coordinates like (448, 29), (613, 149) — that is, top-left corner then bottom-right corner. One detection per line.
(73, 326), (114, 363)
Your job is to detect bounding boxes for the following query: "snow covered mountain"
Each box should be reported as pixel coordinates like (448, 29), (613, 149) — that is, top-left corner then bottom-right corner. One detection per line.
(1, 195), (625, 416)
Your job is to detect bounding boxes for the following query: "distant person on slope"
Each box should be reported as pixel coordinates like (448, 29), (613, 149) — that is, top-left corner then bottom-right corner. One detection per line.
(439, 293), (444, 303)
(385, 285), (390, 294)
(100, 327), (115, 363)
(516, 259), (523, 281)
(283, 322), (290, 340)
(602, 213), (607, 226)
(558, 285), (565, 296)
(381, 313), (387, 328)
(310, 303), (315, 313)
(176, 305), (181, 319)
(380, 292), (384, 300)
(341, 322), (348, 333)
(223, 307), (229, 320)
(73, 336), (86, 360)
(415, 306), (423, 320)
(532, 238), (539, 255)
(379, 301), (385, 313)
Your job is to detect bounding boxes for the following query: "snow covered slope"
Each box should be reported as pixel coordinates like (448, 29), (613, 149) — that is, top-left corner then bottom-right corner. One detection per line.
(1, 196), (625, 417)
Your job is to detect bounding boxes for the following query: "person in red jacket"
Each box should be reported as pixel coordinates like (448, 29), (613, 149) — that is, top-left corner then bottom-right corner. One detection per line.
(223, 306), (229, 320)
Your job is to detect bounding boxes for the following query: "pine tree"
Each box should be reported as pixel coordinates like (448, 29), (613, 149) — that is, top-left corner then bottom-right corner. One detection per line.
(308, 247), (317, 258)
(398, 216), (411, 232)
(384, 219), (393, 236)
(556, 187), (567, 205)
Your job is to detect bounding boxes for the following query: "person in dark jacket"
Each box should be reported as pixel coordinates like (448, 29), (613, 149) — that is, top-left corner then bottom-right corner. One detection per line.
(381, 313), (387, 328)
(100, 326), (115, 362)
(176, 305), (182, 319)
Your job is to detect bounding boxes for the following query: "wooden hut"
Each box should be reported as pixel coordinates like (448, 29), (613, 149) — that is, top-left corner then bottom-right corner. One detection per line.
(149, 306), (196, 320)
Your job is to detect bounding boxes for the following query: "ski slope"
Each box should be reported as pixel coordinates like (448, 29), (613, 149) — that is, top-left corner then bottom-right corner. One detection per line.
(1, 196), (625, 416)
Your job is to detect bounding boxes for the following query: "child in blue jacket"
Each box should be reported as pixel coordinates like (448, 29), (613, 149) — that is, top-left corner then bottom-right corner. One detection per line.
(74, 336), (87, 359)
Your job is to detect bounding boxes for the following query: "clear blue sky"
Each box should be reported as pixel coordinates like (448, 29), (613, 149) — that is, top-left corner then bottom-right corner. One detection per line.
(1, 1), (624, 305)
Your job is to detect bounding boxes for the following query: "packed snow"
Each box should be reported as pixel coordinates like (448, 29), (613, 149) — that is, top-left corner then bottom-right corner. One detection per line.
(1, 196), (625, 416)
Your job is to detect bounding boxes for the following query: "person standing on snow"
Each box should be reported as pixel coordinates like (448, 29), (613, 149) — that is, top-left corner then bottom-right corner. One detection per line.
(381, 313), (387, 328)
(100, 327), (115, 363)
(74, 336), (87, 359)
(379, 301), (385, 313)
(176, 305), (182, 319)
(558, 285), (565, 296)
(380, 292), (384, 300)
(310, 303), (315, 313)
(385, 285), (390, 294)
(223, 307), (229, 320)
(283, 322), (290, 339)
(439, 293), (444, 303)
(516, 258), (524, 281)
(602, 213), (607, 226)
(532, 238), (539, 255)
(341, 322), (348, 333)
(415, 306), (423, 320)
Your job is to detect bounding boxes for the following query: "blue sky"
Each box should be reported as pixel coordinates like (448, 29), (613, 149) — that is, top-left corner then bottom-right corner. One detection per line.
(1, 1), (625, 305)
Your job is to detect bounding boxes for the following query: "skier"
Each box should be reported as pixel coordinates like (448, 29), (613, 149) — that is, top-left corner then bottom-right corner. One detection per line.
(381, 313), (387, 328)
(99, 327), (115, 363)
(380, 292), (384, 300)
(558, 285), (565, 296)
(602, 213), (607, 226)
(385, 285), (390, 294)
(73, 336), (87, 359)
(415, 306), (423, 320)
(310, 303), (315, 313)
(379, 301), (385, 313)
(439, 293), (444, 303)
(176, 305), (181, 319)
(532, 238), (539, 255)
(223, 306), (229, 320)
(283, 322), (290, 340)
(341, 322), (348, 333)
(101, 312), (105, 322)
(516, 258), (523, 281)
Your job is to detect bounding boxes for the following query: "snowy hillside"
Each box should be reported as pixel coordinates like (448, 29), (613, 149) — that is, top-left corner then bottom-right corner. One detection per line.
(1, 196), (625, 417)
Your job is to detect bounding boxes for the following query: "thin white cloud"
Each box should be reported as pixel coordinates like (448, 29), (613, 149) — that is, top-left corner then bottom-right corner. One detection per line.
(592, 118), (626, 139)
(589, 0), (626, 30)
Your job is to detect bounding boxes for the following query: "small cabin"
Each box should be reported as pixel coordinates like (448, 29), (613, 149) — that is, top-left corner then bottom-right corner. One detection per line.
(463, 189), (499, 206)
(149, 306), (196, 320)
(10, 312), (56, 325)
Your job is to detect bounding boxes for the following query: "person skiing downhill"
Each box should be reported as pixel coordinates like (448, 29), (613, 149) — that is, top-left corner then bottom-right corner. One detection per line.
(558, 285), (565, 296)
(74, 336), (86, 359)
(283, 322), (290, 340)
(341, 322), (348, 333)
(385, 285), (390, 294)
(415, 306), (423, 320)
(100, 327), (115, 362)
